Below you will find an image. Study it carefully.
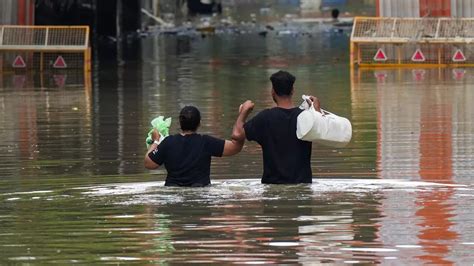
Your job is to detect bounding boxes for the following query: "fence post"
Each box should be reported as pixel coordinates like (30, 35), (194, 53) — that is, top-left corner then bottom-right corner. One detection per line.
(397, 45), (401, 64)
(390, 18), (397, 39)
(0, 26), (3, 73)
(435, 19), (441, 38)
(0, 26), (3, 45)
(350, 42), (354, 67)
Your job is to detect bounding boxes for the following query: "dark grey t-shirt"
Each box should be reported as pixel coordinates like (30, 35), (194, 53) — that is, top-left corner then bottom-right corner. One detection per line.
(148, 133), (225, 186)
(244, 107), (312, 184)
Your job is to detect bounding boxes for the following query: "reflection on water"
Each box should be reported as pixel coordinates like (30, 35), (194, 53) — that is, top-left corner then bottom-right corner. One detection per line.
(1, 30), (474, 263)
(0, 179), (472, 264)
(352, 68), (474, 184)
(352, 68), (474, 265)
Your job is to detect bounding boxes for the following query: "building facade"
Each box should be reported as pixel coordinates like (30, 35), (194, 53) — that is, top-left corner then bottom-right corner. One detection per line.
(377, 0), (474, 17)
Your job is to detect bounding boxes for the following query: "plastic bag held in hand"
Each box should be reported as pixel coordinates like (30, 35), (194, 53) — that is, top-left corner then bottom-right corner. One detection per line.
(296, 95), (352, 148)
(146, 116), (172, 148)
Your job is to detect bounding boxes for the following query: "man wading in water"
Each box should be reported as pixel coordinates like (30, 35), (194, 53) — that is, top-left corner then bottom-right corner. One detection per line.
(144, 101), (254, 187)
(243, 70), (320, 184)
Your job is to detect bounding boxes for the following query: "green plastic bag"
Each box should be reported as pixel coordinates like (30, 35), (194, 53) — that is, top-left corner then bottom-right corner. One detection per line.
(146, 116), (172, 148)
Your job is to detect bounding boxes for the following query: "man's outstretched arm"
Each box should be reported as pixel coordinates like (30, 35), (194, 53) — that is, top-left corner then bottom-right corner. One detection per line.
(222, 100), (254, 156)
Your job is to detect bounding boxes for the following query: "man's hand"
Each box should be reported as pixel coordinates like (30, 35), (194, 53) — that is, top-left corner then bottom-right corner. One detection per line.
(224, 100), (255, 156)
(145, 129), (161, 170)
(239, 100), (255, 114)
(306, 95), (321, 113)
(151, 129), (160, 142)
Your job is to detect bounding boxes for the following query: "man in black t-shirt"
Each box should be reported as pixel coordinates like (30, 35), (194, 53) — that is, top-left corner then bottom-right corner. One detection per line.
(243, 70), (321, 184)
(144, 101), (254, 187)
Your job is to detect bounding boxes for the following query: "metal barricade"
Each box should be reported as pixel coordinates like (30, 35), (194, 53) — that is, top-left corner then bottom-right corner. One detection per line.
(351, 17), (474, 67)
(0, 25), (91, 72)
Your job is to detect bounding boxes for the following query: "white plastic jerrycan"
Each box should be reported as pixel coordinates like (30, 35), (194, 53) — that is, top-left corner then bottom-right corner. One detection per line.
(296, 95), (352, 148)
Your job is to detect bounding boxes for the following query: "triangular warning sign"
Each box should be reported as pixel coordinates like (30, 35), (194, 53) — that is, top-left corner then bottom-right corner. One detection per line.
(53, 56), (67, 68)
(12, 55), (26, 68)
(53, 74), (67, 88)
(411, 49), (426, 62)
(374, 48), (388, 61)
(452, 49), (466, 62)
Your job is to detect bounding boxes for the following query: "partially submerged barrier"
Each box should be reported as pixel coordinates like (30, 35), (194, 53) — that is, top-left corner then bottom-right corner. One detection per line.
(350, 17), (474, 67)
(0, 25), (90, 72)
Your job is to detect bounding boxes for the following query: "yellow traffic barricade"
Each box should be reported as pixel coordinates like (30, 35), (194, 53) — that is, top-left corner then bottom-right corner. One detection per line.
(0, 25), (91, 73)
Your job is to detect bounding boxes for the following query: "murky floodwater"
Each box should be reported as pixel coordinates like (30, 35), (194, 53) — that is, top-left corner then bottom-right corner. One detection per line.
(1, 15), (474, 265)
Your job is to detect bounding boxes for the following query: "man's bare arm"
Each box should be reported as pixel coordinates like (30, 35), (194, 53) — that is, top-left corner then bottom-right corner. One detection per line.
(144, 129), (160, 169)
(222, 100), (254, 157)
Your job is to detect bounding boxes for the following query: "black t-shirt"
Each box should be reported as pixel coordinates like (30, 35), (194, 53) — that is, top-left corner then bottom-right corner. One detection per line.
(148, 133), (225, 186)
(244, 107), (312, 184)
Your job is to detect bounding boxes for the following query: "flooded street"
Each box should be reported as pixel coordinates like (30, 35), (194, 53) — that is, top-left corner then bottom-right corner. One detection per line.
(1, 20), (474, 264)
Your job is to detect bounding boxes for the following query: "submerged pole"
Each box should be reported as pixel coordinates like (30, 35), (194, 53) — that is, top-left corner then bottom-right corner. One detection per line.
(116, 0), (122, 39)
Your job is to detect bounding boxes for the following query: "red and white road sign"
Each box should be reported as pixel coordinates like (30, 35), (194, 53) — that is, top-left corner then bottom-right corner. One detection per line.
(452, 49), (466, 62)
(411, 49), (426, 62)
(374, 48), (388, 61)
(53, 56), (67, 68)
(12, 55), (26, 68)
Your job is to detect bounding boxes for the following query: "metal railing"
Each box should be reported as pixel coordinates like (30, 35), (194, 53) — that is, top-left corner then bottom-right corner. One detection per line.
(351, 17), (474, 43)
(0, 25), (89, 50)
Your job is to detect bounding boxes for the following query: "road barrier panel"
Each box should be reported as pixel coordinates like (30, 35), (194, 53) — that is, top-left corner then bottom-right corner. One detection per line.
(351, 17), (474, 67)
(0, 25), (91, 72)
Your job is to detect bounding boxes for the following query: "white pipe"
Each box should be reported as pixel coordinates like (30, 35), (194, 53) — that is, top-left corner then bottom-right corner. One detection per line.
(451, 0), (457, 17)
(413, 0), (420, 17)
(463, 0), (469, 17)
(381, 0), (387, 17)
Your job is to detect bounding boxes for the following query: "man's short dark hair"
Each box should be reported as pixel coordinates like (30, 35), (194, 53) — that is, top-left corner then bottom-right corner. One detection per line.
(179, 106), (201, 131)
(270, 70), (296, 96)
